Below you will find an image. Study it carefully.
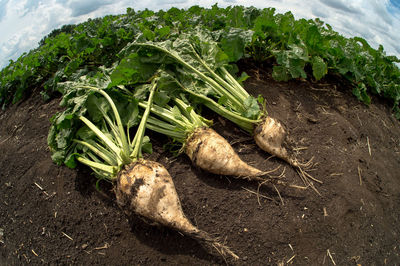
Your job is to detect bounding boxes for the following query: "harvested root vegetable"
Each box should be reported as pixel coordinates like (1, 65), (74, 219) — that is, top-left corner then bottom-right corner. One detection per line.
(253, 116), (322, 193)
(116, 159), (238, 259)
(185, 127), (262, 177)
(48, 79), (238, 260)
(254, 116), (288, 160)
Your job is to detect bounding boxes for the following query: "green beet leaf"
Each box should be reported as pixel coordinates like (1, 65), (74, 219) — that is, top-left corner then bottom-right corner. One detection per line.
(311, 56), (328, 80)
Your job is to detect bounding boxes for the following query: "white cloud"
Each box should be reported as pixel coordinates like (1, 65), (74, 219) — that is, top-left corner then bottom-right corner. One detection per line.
(67, 0), (115, 17)
(320, 0), (361, 14)
(0, 0), (10, 22)
(0, 0), (400, 69)
(153, 0), (189, 4)
(312, 0), (400, 56)
(311, 6), (328, 18)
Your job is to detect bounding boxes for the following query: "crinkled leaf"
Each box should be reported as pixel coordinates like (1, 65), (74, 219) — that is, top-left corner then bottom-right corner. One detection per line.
(220, 28), (253, 62)
(86, 94), (110, 123)
(272, 65), (289, 81)
(132, 83), (153, 101)
(142, 29), (155, 41)
(154, 91), (171, 107)
(76, 125), (96, 140)
(141, 136), (153, 154)
(156, 26), (171, 39)
(64, 152), (78, 168)
(237, 72), (250, 85)
(305, 25), (323, 52)
(288, 59), (307, 79)
(119, 100), (139, 128)
(257, 95), (265, 105)
(311, 56), (328, 80)
(189, 29), (229, 69)
(110, 53), (159, 86)
(171, 105), (183, 121)
(55, 128), (73, 149)
(243, 96), (261, 120)
(352, 83), (371, 105)
(51, 150), (66, 165)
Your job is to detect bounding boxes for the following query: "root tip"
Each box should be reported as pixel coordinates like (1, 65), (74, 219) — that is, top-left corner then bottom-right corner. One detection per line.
(191, 230), (239, 260)
(213, 242), (240, 260)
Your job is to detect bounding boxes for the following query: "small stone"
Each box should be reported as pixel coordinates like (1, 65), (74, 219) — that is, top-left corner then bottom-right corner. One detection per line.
(81, 244), (88, 249)
(307, 117), (318, 124)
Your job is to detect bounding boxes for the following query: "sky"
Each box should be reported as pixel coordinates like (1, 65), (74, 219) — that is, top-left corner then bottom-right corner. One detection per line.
(0, 0), (399, 69)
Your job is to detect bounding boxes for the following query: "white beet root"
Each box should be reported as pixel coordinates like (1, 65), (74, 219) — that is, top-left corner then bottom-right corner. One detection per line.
(253, 116), (290, 163)
(253, 116), (322, 192)
(115, 159), (239, 260)
(185, 127), (263, 177)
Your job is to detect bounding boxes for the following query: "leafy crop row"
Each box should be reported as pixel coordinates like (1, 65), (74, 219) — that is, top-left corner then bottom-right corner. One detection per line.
(1, 5), (399, 117)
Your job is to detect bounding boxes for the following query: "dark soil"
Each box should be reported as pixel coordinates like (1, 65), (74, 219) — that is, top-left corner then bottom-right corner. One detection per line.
(1, 62), (399, 265)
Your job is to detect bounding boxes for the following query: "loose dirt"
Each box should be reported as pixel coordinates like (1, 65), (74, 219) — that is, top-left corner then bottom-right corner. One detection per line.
(1, 61), (399, 265)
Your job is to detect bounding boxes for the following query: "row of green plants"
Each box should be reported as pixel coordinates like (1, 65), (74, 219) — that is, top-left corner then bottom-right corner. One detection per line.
(0, 5), (399, 116)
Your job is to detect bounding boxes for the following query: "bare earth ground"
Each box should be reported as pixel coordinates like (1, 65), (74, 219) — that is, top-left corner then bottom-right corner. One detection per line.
(1, 61), (399, 265)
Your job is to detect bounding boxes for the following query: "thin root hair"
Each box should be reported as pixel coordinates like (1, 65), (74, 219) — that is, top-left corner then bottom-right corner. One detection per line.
(296, 166), (322, 196)
(191, 230), (239, 261)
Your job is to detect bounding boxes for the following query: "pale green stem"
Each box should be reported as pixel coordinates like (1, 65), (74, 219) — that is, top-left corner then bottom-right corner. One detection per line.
(79, 116), (123, 162)
(146, 120), (186, 142)
(132, 43), (244, 111)
(173, 98), (205, 128)
(130, 80), (157, 159)
(190, 45), (247, 103)
(73, 139), (116, 166)
(138, 101), (188, 129)
(78, 85), (131, 164)
(90, 140), (119, 165)
(219, 66), (250, 99)
(76, 156), (117, 176)
(98, 107), (123, 149)
(176, 84), (259, 132)
(147, 116), (181, 131)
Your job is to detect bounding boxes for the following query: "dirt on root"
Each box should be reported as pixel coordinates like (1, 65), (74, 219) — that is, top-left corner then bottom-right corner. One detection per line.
(1, 61), (400, 265)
